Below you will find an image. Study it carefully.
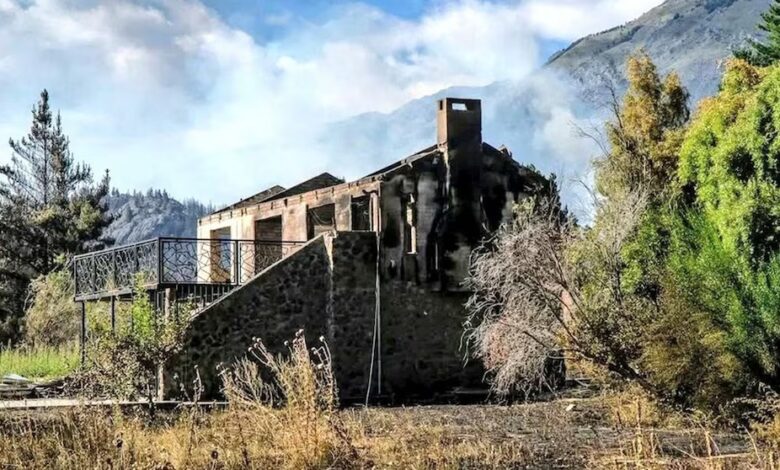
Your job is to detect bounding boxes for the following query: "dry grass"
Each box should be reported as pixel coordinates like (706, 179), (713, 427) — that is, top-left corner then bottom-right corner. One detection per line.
(0, 335), (779, 469)
(0, 395), (777, 469)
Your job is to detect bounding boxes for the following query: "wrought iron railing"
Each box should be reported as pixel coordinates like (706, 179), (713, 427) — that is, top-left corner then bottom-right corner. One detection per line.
(73, 237), (306, 300)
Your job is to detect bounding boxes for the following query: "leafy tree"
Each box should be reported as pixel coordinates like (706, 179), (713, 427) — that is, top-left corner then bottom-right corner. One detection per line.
(0, 90), (112, 343)
(603, 51), (690, 327)
(676, 60), (780, 262)
(672, 59), (780, 391)
(465, 52), (701, 402)
(595, 50), (690, 201)
(735, 0), (780, 67)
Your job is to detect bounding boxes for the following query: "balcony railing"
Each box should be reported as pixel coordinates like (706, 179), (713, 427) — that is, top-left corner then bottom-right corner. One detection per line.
(73, 237), (306, 301)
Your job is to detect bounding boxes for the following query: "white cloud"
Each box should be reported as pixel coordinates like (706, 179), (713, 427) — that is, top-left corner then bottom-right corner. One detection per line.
(521, 0), (664, 40)
(0, 0), (662, 204)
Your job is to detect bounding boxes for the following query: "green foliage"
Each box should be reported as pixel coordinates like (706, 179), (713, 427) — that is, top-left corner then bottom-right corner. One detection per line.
(657, 60), (780, 395)
(568, 52), (691, 389)
(640, 214), (749, 409)
(23, 270), (80, 348)
(0, 343), (79, 380)
(620, 208), (672, 302)
(80, 278), (189, 400)
(564, 53), (757, 410)
(678, 60), (780, 262)
(0, 90), (112, 344)
(735, 0), (780, 67)
(595, 51), (690, 200)
(674, 220), (780, 387)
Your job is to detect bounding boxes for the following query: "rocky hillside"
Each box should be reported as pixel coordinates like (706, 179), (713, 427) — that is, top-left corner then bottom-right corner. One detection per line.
(104, 189), (214, 245)
(546, 0), (767, 101)
(321, 0), (770, 198)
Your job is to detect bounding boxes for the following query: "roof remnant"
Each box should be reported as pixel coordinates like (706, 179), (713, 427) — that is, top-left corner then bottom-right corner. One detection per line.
(211, 185), (286, 216)
(262, 172), (345, 203)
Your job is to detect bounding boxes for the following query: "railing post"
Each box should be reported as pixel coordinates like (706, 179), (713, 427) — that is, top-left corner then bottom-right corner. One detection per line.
(112, 250), (118, 293)
(91, 256), (97, 295)
(157, 238), (163, 286)
(234, 240), (240, 284)
(73, 258), (79, 300)
(80, 301), (86, 367)
(134, 244), (140, 280)
(110, 296), (116, 333)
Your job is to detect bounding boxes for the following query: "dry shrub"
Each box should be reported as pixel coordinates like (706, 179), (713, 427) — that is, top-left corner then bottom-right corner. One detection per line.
(465, 189), (654, 398)
(464, 197), (574, 397)
(595, 428), (773, 469)
(2, 385), (777, 469)
(604, 384), (681, 430)
(23, 270), (80, 347)
(593, 388), (777, 469)
(0, 331), (359, 469)
(218, 329), (360, 469)
(345, 407), (541, 469)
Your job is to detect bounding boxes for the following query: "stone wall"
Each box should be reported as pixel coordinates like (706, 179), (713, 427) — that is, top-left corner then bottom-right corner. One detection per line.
(164, 236), (332, 397)
(328, 231), (378, 400)
(379, 282), (484, 398)
(163, 230), (484, 401)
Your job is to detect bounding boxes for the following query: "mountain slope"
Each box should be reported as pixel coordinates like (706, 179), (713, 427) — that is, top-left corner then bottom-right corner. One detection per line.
(320, 0), (770, 199)
(546, 0), (767, 101)
(104, 190), (214, 245)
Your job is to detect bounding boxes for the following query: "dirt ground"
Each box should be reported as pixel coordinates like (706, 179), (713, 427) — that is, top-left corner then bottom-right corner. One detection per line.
(344, 391), (756, 468)
(0, 388), (761, 469)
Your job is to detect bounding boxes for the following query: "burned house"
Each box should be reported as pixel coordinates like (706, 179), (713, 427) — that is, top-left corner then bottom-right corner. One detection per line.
(73, 98), (551, 400)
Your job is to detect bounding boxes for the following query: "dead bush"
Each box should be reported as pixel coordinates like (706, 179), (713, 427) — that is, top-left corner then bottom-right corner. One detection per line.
(465, 189), (654, 397)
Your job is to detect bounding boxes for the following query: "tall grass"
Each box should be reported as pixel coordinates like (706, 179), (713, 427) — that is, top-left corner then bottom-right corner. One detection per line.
(0, 332), (536, 469)
(1, 334), (776, 469)
(0, 343), (79, 380)
(0, 332), (360, 469)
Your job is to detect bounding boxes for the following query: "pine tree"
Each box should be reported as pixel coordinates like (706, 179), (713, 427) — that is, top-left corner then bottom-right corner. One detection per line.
(0, 90), (113, 343)
(735, 0), (780, 66)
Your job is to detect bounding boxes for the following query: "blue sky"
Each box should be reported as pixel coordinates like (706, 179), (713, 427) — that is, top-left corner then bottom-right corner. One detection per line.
(0, 0), (663, 204)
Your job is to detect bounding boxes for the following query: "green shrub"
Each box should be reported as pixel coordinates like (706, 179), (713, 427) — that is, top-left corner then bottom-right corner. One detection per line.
(79, 277), (189, 401)
(669, 61), (780, 393)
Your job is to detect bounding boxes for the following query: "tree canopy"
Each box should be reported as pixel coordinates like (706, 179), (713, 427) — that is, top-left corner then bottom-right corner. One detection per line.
(735, 0), (780, 66)
(595, 51), (689, 200)
(0, 90), (112, 343)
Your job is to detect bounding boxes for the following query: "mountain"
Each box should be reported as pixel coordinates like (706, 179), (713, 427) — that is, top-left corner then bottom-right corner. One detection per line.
(103, 189), (215, 245)
(546, 0), (767, 101)
(320, 0), (770, 204)
(105, 0), (769, 242)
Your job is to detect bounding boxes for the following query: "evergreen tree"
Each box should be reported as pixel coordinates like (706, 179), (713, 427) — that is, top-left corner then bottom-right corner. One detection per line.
(0, 90), (112, 343)
(735, 0), (780, 66)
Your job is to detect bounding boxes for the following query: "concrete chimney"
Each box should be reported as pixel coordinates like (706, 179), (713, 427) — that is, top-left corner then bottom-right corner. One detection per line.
(435, 97), (485, 291)
(436, 98), (482, 148)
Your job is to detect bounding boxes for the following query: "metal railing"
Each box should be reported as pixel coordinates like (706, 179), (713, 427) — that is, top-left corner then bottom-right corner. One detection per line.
(73, 237), (306, 300)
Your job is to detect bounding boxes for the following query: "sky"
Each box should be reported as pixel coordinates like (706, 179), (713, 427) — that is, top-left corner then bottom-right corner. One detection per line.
(0, 0), (664, 205)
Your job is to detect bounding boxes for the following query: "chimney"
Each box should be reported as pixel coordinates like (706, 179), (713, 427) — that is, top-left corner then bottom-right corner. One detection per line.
(434, 98), (486, 290)
(436, 98), (482, 148)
